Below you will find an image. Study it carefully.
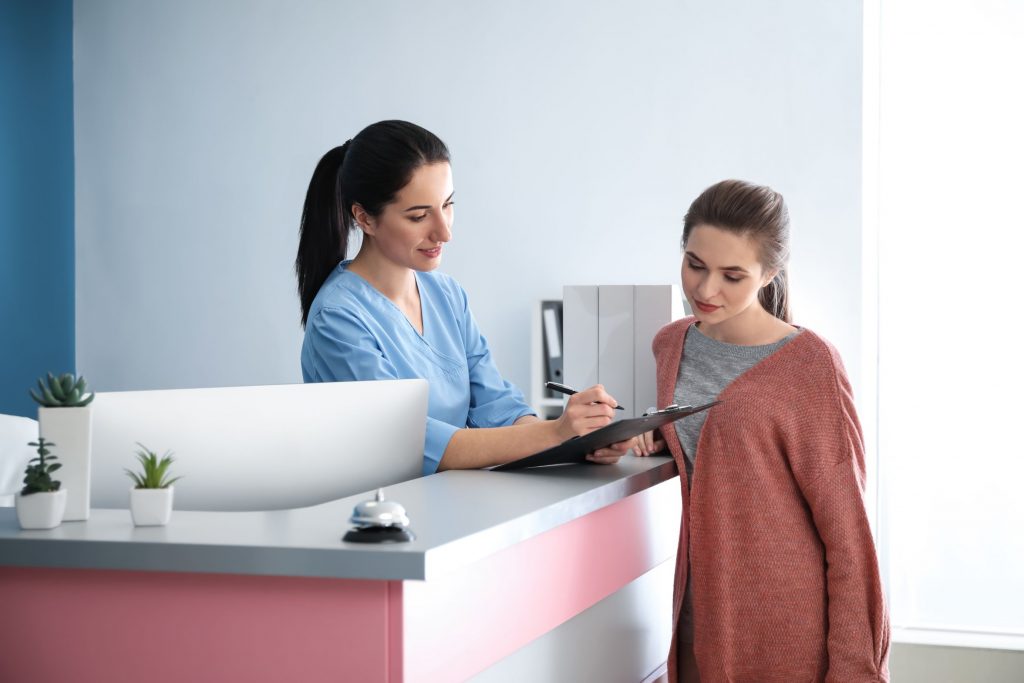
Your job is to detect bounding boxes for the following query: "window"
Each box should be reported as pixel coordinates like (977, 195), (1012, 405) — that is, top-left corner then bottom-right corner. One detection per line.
(869, 0), (1024, 651)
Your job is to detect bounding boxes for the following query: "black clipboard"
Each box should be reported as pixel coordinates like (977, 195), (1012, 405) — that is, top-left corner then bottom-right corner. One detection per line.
(492, 401), (721, 471)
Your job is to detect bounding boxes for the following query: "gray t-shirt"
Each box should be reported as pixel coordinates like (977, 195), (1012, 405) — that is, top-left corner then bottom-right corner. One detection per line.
(673, 324), (799, 479)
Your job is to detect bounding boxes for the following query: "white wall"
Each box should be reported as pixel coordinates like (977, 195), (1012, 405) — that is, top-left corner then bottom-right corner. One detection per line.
(74, 0), (863, 401)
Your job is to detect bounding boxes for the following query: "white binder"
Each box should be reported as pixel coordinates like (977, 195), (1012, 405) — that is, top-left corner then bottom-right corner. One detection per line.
(563, 285), (687, 419)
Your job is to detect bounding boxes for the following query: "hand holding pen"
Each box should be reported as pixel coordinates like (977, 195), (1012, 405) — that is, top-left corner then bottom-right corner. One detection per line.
(545, 382), (625, 411)
(547, 382), (631, 464)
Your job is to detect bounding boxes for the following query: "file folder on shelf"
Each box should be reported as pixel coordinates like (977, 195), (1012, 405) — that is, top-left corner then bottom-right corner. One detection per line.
(541, 300), (564, 398)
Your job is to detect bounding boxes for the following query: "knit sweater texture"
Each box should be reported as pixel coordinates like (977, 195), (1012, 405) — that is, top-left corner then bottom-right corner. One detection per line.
(653, 317), (890, 683)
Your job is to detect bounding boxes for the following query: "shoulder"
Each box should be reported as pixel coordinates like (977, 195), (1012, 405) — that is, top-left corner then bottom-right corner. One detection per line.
(788, 327), (850, 378)
(308, 262), (359, 316)
(306, 271), (376, 336)
(770, 327), (856, 411)
(652, 316), (696, 357)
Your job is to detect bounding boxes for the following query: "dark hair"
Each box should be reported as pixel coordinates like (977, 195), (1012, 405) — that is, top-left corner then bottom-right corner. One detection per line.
(295, 120), (450, 326)
(682, 179), (792, 323)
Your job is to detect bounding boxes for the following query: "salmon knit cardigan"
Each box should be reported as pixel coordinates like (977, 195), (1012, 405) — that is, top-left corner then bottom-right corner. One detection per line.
(654, 318), (890, 683)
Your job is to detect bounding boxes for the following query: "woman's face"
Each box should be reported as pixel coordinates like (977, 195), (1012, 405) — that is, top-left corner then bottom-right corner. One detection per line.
(681, 224), (776, 329)
(356, 162), (454, 272)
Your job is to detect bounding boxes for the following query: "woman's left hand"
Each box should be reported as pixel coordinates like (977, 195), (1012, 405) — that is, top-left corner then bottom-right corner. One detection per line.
(586, 439), (633, 465)
(632, 430), (666, 456)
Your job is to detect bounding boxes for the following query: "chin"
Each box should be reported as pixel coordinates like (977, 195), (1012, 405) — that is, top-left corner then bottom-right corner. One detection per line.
(693, 308), (729, 325)
(415, 260), (442, 272)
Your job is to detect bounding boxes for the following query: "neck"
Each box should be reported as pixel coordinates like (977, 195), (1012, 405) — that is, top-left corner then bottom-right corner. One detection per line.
(348, 243), (418, 305)
(697, 305), (790, 345)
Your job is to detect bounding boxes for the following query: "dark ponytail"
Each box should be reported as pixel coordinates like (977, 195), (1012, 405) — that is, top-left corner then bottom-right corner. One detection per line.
(296, 142), (351, 327)
(295, 121), (450, 327)
(682, 179), (792, 323)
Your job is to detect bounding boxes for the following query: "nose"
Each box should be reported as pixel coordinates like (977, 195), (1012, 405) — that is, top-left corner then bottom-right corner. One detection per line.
(694, 273), (718, 301)
(431, 210), (452, 244)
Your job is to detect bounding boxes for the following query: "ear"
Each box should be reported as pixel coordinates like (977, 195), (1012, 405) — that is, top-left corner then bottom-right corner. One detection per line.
(351, 204), (375, 236)
(761, 268), (779, 288)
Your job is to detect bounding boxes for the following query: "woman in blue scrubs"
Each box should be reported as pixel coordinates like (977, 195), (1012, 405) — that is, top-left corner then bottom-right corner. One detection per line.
(296, 120), (629, 474)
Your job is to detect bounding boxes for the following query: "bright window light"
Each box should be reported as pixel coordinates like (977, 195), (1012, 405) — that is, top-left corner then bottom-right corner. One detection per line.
(874, 0), (1024, 651)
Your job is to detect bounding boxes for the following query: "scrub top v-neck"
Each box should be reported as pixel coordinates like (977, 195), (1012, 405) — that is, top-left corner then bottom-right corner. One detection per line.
(301, 260), (534, 474)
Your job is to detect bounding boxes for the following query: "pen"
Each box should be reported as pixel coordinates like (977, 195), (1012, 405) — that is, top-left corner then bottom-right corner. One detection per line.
(545, 381), (625, 411)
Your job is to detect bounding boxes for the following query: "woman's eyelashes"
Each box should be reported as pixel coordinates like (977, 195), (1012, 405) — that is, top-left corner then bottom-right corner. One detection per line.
(686, 260), (743, 283)
(409, 201), (454, 223)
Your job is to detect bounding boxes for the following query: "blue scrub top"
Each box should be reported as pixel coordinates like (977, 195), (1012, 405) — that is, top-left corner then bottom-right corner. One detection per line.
(301, 260), (534, 474)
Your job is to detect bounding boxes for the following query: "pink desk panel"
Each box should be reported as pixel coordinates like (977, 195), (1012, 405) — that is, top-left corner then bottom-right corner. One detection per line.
(0, 482), (678, 682)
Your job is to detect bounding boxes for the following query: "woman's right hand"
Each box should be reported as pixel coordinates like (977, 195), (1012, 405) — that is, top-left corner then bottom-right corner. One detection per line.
(553, 384), (618, 441)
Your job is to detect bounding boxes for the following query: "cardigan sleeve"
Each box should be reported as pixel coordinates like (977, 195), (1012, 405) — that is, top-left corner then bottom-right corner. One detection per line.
(793, 356), (890, 683)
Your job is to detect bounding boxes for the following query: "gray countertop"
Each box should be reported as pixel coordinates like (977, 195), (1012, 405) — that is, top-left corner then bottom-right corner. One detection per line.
(0, 456), (678, 581)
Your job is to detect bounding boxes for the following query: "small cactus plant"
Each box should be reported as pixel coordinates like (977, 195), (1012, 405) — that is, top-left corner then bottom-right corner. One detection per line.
(125, 444), (181, 489)
(30, 372), (95, 408)
(22, 437), (62, 495)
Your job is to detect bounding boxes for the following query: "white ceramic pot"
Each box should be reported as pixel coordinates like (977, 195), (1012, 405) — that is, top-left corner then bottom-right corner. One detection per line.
(37, 405), (93, 521)
(16, 489), (68, 530)
(130, 486), (174, 526)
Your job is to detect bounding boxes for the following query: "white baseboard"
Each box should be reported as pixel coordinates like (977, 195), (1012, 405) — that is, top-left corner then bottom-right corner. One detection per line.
(894, 626), (1024, 652)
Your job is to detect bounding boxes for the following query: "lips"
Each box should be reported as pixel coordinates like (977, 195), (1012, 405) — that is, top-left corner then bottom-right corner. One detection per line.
(694, 300), (721, 313)
(420, 247), (442, 258)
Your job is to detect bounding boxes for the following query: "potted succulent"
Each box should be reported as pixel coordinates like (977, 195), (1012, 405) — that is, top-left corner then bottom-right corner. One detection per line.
(31, 372), (95, 521)
(125, 443), (181, 526)
(16, 437), (67, 530)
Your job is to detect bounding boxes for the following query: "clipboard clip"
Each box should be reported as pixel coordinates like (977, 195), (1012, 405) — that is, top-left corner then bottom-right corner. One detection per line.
(643, 400), (722, 417)
(643, 404), (691, 416)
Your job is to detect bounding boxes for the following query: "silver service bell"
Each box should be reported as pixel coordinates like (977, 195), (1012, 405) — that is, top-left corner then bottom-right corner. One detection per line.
(342, 488), (414, 544)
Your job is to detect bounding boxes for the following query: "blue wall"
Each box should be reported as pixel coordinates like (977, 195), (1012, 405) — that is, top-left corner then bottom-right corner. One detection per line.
(0, 0), (74, 417)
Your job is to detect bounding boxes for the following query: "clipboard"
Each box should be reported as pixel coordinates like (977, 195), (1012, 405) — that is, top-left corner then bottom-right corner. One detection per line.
(491, 401), (721, 471)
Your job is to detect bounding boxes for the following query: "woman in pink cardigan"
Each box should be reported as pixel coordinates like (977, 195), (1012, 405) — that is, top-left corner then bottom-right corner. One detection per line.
(634, 180), (890, 683)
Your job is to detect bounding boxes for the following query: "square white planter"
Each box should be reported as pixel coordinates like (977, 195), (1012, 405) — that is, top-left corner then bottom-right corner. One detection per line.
(37, 405), (92, 521)
(16, 489), (68, 530)
(130, 486), (174, 526)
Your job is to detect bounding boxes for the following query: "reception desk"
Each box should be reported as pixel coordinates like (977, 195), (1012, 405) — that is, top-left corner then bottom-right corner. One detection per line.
(0, 456), (680, 682)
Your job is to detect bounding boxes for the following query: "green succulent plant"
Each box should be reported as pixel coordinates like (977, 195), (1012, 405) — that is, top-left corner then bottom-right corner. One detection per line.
(30, 372), (95, 408)
(124, 444), (181, 489)
(21, 437), (62, 495)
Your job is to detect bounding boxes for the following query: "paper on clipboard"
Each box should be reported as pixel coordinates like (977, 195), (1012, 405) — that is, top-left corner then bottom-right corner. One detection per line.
(491, 401), (721, 471)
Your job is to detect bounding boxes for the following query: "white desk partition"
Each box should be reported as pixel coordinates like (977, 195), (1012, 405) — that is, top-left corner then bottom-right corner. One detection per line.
(90, 380), (428, 512)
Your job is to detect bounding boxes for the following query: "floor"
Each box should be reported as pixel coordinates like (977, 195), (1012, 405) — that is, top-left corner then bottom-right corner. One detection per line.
(641, 643), (1024, 682)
